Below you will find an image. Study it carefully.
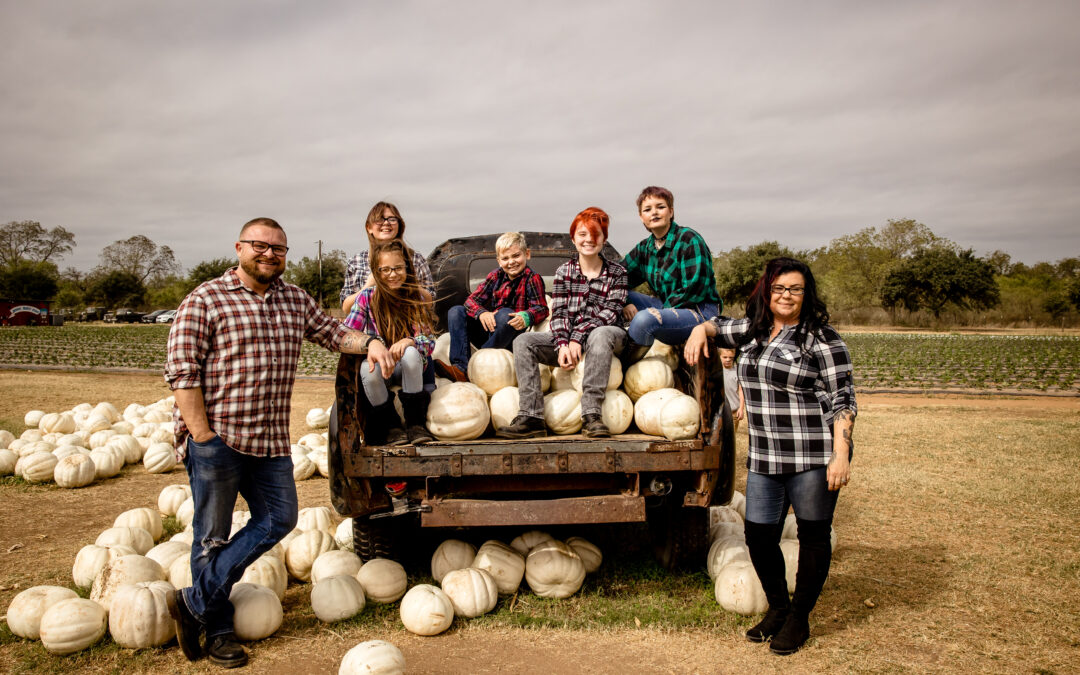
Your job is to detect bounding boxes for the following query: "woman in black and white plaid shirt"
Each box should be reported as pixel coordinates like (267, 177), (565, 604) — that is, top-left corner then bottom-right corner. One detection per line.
(686, 257), (856, 656)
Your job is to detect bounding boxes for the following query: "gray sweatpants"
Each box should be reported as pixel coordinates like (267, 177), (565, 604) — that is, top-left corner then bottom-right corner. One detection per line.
(513, 326), (627, 418)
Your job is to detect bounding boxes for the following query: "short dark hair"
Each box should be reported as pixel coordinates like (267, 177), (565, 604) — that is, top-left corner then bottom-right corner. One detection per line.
(636, 186), (674, 212)
(239, 217), (285, 239)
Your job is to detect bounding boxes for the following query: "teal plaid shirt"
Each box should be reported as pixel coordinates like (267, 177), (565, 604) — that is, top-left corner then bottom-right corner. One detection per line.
(623, 222), (722, 309)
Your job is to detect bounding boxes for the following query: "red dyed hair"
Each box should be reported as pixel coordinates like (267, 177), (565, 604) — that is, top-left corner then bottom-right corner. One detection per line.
(569, 207), (609, 241)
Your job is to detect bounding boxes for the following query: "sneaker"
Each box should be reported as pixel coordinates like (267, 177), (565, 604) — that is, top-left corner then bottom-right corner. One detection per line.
(206, 633), (248, 669)
(434, 359), (469, 382)
(496, 415), (547, 439)
(165, 588), (203, 661)
(581, 413), (610, 438)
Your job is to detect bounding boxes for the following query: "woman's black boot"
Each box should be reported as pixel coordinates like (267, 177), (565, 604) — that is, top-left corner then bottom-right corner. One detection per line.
(770, 518), (832, 655)
(400, 391), (435, 445)
(744, 520), (791, 642)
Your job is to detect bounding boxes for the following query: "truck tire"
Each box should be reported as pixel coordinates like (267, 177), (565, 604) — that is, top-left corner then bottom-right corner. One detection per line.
(352, 513), (422, 567)
(648, 497), (709, 571)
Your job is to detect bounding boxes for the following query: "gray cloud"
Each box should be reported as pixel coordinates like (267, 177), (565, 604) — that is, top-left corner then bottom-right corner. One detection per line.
(2, 0), (1078, 274)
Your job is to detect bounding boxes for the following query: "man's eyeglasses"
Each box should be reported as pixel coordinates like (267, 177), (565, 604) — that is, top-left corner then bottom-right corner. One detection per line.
(378, 265), (407, 276)
(770, 285), (805, 296)
(240, 240), (289, 257)
(377, 217), (400, 225)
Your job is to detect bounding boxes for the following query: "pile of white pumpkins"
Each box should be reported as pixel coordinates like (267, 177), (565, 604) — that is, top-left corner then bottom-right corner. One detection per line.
(0, 399), (184, 488)
(707, 492), (838, 616)
(3, 482), (603, 657)
(420, 334), (702, 442)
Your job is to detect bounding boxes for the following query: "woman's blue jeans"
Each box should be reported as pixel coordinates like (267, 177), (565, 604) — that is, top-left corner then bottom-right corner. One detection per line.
(360, 345), (423, 405)
(447, 304), (524, 372)
(744, 467), (838, 525)
(625, 291), (719, 346)
(181, 435), (297, 639)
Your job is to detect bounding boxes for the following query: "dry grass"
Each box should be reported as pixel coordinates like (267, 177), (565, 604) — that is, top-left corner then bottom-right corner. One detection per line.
(1, 372), (1078, 673)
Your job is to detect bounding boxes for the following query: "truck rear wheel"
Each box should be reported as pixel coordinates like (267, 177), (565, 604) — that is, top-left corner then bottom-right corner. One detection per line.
(352, 514), (422, 566)
(648, 498), (709, 571)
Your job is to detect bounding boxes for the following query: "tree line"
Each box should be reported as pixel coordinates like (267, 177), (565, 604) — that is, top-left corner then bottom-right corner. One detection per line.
(2, 218), (1078, 326)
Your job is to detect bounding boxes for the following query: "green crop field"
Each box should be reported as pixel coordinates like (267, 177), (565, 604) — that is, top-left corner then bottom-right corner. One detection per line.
(1, 326), (1078, 393)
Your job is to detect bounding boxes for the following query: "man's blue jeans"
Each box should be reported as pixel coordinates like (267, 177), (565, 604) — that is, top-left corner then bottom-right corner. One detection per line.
(447, 304), (524, 372)
(625, 291), (719, 346)
(181, 435), (297, 639)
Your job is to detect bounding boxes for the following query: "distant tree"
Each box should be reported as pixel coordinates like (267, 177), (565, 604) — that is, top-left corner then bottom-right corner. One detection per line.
(284, 249), (347, 308)
(87, 270), (146, 308)
(98, 235), (181, 285)
(0, 220), (76, 267)
(713, 241), (797, 306)
(0, 260), (59, 300)
(983, 250), (1014, 276)
(875, 218), (946, 259)
(187, 257), (235, 288)
(146, 275), (191, 309)
(1067, 278), (1080, 312)
(1042, 293), (1071, 322)
(52, 282), (85, 309)
(881, 248), (999, 318)
(1055, 257), (1080, 279)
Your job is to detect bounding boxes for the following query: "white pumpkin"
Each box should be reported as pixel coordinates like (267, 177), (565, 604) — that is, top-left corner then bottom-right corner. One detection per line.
(89, 448), (124, 479)
(230, 583), (283, 640)
(565, 536), (603, 573)
(24, 410), (46, 428)
(0, 428), (14, 448)
(311, 550), (363, 583)
(143, 408), (172, 424)
(600, 390), (634, 435)
(143, 442), (177, 473)
(730, 490), (746, 519)
(176, 497), (195, 529)
(399, 584), (454, 636)
(6, 585), (79, 639)
(19, 428), (44, 443)
(170, 530), (194, 545)
(147, 427), (173, 445)
(311, 574), (367, 623)
(356, 558), (408, 603)
(426, 382), (490, 441)
(97, 526), (154, 554)
(146, 540), (191, 571)
(157, 484), (192, 516)
(240, 554), (288, 601)
(431, 332), (452, 363)
(297, 506), (336, 533)
(92, 401), (121, 423)
(8, 438), (29, 454)
(306, 407), (331, 428)
(707, 538), (751, 580)
(310, 447), (330, 477)
(524, 540), (586, 598)
(91, 554), (167, 613)
(285, 529), (336, 581)
(132, 422), (157, 438)
(88, 429), (118, 450)
(339, 639), (406, 675)
(644, 341), (679, 369)
(334, 518), (354, 552)
(467, 348), (517, 395)
(111, 420), (135, 435)
(291, 452), (316, 481)
(39, 412), (77, 434)
(471, 540), (525, 595)
(550, 366), (575, 391)
(72, 544), (138, 588)
(108, 580), (176, 649)
(488, 386), (520, 431)
(56, 433), (85, 448)
(538, 364), (553, 392)
(509, 530), (554, 557)
(298, 432), (328, 449)
(107, 434), (142, 463)
(115, 507), (164, 542)
(53, 453), (96, 488)
(440, 567), (498, 618)
(781, 539), (800, 594)
(51, 444), (85, 461)
(431, 539), (477, 583)
(633, 387), (684, 436)
(39, 598), (108, 655)
(714, 560), (768, 615)
(781, 513), (798, 540)
(660, 394), (701, 440)
(0, 448), (17, 475)
(543, 389), (582, 435)
(168, 554), (193, 588)
(20, 450), (58, 482)
(708, 505), (744, 543)
(571, 354), (623, 392)
(623, 358), (675, 402)
(123, 403), (146, 420)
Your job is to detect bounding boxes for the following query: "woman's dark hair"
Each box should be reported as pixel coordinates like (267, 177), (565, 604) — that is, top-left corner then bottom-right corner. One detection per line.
(369, 240), (435, 346)
(740, 257), (829, 352)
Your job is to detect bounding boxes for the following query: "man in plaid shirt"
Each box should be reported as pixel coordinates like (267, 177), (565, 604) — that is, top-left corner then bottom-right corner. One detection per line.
(163, 217), (385, 668)
(497, 208), (628, 439)
(437, 232), (548, 382)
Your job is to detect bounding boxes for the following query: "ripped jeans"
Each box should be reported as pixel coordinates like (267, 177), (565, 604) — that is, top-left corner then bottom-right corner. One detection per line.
(625, 291), (719, 346)
(181, 435), (297, 638)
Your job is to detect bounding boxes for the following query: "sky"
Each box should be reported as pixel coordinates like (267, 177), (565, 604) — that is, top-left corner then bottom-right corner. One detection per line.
(2, 1), (1079, 273)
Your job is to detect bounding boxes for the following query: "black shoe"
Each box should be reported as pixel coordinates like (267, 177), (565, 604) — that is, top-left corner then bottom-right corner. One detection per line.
(385, 427), (409, 446)
(406, 425), (434, 445)
(620, 342), (650, 369)
(399, 391), (435, 445)
(166, 589), (203, 661)
(496, 415), (547, 439)
(581, 413), (610, 438)
(207, 633), (248, 668)
(746, 606), (789, 643)
(769, 613), (810, 655)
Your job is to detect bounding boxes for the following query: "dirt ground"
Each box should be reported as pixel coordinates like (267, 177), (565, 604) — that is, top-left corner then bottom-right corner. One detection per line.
(2, 372), (1079, 674)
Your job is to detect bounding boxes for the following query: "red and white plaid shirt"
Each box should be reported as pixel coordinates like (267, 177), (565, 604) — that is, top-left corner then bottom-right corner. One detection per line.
(165, 268), (351, 459)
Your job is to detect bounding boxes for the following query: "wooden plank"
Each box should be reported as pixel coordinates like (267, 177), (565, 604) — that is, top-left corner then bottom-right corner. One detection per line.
(421, 495), (647, 527)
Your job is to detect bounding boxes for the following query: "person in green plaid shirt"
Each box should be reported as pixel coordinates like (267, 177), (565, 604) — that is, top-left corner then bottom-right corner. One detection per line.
(621, 186), (721, 362)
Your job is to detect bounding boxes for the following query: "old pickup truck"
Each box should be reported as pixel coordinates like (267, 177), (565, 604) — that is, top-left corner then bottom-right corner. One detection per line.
(328, 233), (736, 570)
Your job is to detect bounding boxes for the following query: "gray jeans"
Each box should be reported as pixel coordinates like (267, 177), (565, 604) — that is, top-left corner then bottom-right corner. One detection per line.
(513, 326), (627, 418)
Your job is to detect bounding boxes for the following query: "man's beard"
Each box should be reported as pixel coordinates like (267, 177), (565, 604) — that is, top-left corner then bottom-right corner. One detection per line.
(241, 257), (284, 285)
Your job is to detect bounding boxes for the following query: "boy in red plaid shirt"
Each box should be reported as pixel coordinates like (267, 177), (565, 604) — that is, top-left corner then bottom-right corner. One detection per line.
(436, 232), (549, 382)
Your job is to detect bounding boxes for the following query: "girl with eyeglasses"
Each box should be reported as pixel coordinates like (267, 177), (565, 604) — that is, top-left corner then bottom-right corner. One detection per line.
(684, 257), (857, 656)
(340, 201), (434, 314)
(343, 240), (437, 446)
